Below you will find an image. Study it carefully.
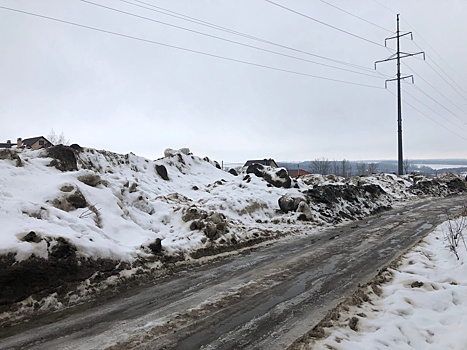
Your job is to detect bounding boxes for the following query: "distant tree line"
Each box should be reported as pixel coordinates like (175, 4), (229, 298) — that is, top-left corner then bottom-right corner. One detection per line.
(279, 158), (460, 178)
(309, 157), (378, 177)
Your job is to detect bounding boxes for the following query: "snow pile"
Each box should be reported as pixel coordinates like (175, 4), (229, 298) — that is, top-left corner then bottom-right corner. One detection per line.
(302, 217), (467, 350)
(0, 145), (465, 313)
(0, 147), (298, 263)
(0, 145), (464, 264)
(0, 146), (419, 265)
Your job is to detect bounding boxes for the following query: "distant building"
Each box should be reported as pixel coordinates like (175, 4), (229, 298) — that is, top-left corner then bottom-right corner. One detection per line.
(288, 169), (311, 178)
(243, 158), (278, 168)
(0, 140), (12, 149)
(0, 136), (53, 150)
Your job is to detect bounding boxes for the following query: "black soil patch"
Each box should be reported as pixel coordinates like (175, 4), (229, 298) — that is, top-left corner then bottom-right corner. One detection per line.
(46, 145), (78, 172)
(155, 164), (169, 181)
(0, 238), (123, 307)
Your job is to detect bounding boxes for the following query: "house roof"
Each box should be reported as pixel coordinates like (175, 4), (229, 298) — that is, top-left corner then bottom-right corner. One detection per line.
(22, 136), (51, 146)
(288, 169), (311, 177)
(243, 159), (277, 167)
(0, 143), (12, 149)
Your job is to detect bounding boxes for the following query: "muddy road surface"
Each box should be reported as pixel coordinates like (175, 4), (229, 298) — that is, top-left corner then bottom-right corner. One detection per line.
(1, 195), (465, 349)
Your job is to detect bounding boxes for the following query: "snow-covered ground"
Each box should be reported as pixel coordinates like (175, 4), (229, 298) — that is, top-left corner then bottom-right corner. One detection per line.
(0, 146), (426, 264)
(0, 145), (465, 324)
(0, 147), (296, 262)
(300, 215), (467, 350)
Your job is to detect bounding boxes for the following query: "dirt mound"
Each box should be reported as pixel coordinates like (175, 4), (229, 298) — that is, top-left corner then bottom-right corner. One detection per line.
(305, 184), (385, 204)
(0, 238), (120, 306)
(287, 183), (393, 223)
(46, 145), (78, 172)
(411, 177), (466, 196)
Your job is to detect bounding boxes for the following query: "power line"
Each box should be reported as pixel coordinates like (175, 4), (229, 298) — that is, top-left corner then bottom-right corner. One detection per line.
(388, 89), (467, 141)
(319, 0), (392, 33)
(373, 2), (467, 101)
(372, 0), (397, 15)
(401, 21), (467, 99)
(370, 4), (467, 148)
(403, 87), (467, 131)
(0, 5), (384, 89)
(122, 0), (377, 73)
(410, 84), (467, 125)
(403, 61), (467, 117)
(79, 0), (383, 79)
(423, 58), (467, 102)
(264, 0), (390, 49)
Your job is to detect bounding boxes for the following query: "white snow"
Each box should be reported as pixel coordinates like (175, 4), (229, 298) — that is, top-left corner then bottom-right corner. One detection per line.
(0, 147), (459, 264)
(1, 146), (467, 338)
(0, 147), (303, 262)
(308, 218), (467, 350)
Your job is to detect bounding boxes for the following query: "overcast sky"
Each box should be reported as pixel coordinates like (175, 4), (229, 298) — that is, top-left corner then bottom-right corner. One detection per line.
(1, 0), (467, 163)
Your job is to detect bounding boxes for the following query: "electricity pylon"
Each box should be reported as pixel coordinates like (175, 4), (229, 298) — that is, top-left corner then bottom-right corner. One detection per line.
(375, 14), (425, 175)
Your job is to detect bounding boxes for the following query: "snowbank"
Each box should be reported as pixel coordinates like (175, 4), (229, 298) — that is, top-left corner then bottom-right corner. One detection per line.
(0, 147), (414, 263)
(0, 145), (465, 311)
(298, 214), (467, 350)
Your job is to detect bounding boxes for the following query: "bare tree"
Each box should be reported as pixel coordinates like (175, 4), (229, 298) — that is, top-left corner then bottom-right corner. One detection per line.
(403, 158), (411, 174)
(340, 159), (352, 178)
(310, 157), (330, 175)
(368, 162), (379, 174)
(47, 129), (70, 146)
(356, 162), (367, 176)
(332, 160), (339, 176)
(443, 208), (467, 260)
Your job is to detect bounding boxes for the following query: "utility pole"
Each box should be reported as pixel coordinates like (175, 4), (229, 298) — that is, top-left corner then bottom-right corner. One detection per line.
(375, 14), (425, 176)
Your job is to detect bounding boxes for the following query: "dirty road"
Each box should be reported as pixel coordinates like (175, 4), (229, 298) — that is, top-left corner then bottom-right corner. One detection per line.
(1, 195), (465, 349)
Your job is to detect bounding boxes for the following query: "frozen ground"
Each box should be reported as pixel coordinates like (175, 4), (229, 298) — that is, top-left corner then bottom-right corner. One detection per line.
(296, 215), (467, 350)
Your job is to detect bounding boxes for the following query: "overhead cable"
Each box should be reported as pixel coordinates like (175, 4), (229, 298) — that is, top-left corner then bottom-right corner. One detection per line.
(423, 55), (467, 102)
(0, 5), (384, 89)
(402, 20), (467, 99)
(264, 0), (390, 49)
(122, 0), (377, 73)
(402, 88), (467, 131)
(319, 0), (392, 33)
(79, 0), (383, 79)
(403, 61), (467, 117)
(373, 1), (467, 101)
(388, 90), (467, 141)
(410, 84), (467, 124)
